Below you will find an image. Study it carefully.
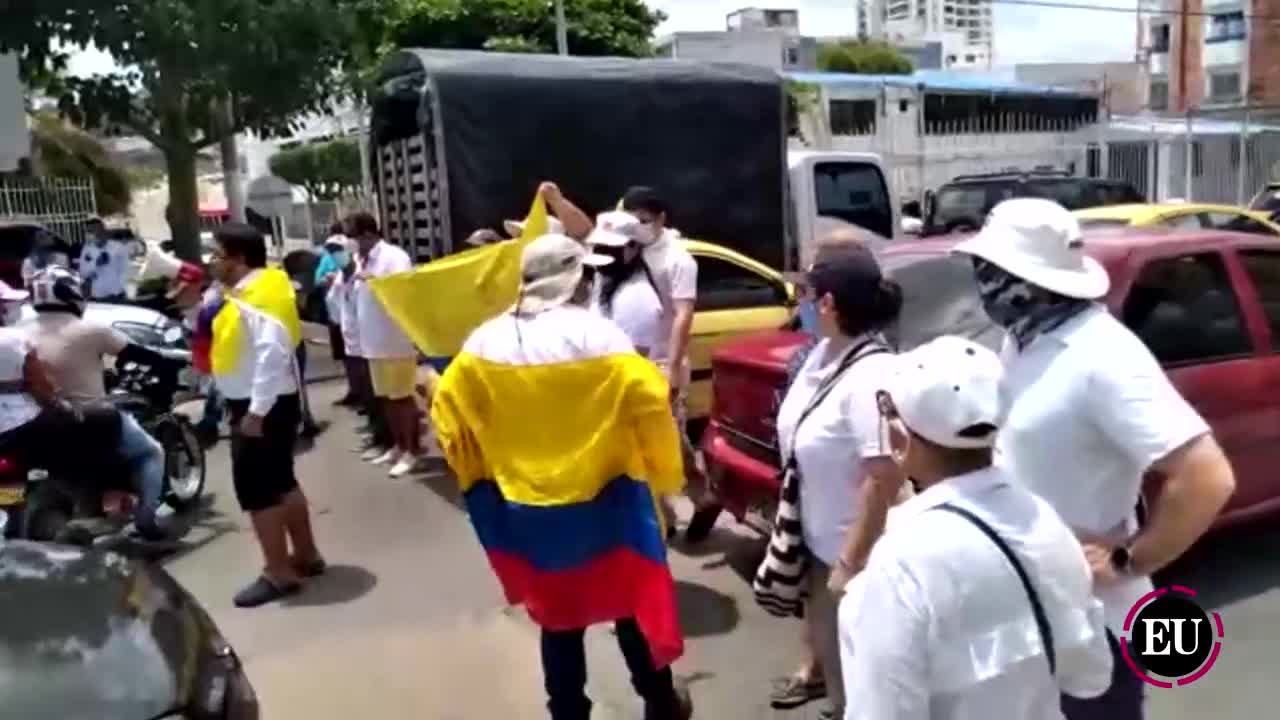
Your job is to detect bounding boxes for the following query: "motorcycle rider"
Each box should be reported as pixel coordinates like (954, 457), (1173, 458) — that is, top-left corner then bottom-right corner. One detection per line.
(25, 265), (172, 540)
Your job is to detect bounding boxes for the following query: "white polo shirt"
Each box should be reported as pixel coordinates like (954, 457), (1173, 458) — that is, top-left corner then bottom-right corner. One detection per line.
(774, 337), (896, 566)
(998, 304), (1210, 630)
(355, 241), (415, 359)
(641, 231), (697, 366)
(840, 466), (1112, 720)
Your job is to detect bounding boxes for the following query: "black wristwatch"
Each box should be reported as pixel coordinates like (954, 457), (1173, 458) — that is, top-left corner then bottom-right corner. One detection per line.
(1110, 545), (1136, 575)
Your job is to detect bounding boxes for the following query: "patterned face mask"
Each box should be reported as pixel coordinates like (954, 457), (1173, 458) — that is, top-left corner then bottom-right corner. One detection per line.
(971, 258), (1092, 350)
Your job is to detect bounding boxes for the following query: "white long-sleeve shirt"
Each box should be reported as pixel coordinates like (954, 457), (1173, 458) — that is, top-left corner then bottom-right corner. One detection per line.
(840, 466), (1112, 720)
(213, 270), (299, 416)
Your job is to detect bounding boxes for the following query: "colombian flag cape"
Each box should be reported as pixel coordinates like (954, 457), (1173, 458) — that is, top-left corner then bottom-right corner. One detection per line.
(210, 269), (303, 375)
(431, 329), (687, 667)
(370, 196), (550, 357)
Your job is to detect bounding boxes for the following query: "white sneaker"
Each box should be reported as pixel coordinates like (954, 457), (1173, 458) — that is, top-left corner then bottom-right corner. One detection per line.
(360, 446), (389, 462)
(370, 449), (401, 466)
(388, 456), (421, 478)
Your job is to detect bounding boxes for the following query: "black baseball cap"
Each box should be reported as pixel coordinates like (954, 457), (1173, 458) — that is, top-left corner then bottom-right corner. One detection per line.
(807, 244), (884, 300)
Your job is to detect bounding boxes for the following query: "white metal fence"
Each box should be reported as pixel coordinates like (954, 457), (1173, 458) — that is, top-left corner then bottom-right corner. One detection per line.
(0, 176), (97, 244)
(800, 92), (1280, 209)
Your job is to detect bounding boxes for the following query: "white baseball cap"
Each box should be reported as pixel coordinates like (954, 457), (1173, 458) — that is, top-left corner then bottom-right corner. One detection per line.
(952, 197), (1110, 300)
(885, 335), (1004, 450)
(590, 210), (655, 248)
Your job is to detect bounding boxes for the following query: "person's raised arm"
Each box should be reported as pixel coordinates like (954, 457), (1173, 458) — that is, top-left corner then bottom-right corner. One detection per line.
(538, 182), (594, 241)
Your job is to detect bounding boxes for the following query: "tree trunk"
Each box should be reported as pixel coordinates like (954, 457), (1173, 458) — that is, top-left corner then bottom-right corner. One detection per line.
(164, 146), (201, 262)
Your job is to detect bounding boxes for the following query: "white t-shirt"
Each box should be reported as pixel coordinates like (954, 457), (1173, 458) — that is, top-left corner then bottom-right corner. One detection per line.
(641, 231), (698, 366)
(0, 327), (41, 435)
(594, 274), (663, 357)
(355, 240), (415, 359)
(840, 466), (1112, 720)
(998, 305), (1210, 630)
(774, 337), (897, 566)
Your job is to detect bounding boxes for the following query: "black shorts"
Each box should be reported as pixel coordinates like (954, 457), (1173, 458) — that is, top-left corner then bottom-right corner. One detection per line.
(227, 394), (300, 513)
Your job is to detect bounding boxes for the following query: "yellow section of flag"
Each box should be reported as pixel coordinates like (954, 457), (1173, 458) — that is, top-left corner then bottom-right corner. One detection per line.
(210, 268), (303, 375)
(431, 350), (684, 507)
(370, 196), (550, 357)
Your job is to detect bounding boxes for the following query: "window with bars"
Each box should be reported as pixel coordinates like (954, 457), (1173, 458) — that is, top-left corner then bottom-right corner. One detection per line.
(1206, 11), (1246, 43)
(1150, 23), (1171, 52)
(828, 99), (877, 136)
(1149, 78), (1169, 110)
(1208, 70), (1242, 101)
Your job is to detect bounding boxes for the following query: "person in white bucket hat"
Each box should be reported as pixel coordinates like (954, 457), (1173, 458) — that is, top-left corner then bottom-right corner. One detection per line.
(839, 335), (1112, 720)
(954, 198), (1236, 720)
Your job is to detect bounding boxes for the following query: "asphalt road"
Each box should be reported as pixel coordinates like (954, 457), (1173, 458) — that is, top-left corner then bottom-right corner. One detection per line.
(163, 379), (1276, 719)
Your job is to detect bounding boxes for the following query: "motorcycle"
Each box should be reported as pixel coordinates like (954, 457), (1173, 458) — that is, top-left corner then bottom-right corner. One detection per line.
(0, 341), (206, 543)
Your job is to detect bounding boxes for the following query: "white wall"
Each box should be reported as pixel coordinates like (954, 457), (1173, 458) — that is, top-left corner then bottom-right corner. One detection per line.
(0, 53), (29, 172)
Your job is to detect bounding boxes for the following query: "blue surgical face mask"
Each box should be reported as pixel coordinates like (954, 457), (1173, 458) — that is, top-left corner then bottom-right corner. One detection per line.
(797, 298), (820, 336)
(332, 250), (351, 268)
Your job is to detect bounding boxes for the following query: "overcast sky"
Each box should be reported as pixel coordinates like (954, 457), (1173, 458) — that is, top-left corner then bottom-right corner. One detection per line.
(650, 0), (1140, 66)
(65, 0), (1140, 76)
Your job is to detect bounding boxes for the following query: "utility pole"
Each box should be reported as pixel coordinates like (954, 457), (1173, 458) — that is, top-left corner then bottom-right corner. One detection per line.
(221, 95), (246, 223)
(555, 0), (569, 56)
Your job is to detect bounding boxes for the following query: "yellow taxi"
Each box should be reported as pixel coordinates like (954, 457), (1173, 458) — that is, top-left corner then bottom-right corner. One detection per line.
(1074, 202), (1280, 235)
(684, 239), (795, 423)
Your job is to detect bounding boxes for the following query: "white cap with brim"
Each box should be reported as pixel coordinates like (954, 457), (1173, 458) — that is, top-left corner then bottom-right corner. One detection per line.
(886, 335), (1004, 450)
(0, 281), (27, 303)
(952, 197), (1110, 300)
(505, 216), (566, 239)
(515, 234), (613, 315)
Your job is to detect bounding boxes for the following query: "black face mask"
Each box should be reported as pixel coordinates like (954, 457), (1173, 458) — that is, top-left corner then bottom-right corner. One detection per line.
(597, 247), (635, 280)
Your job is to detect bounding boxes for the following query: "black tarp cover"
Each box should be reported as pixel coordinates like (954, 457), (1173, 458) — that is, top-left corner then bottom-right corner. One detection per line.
(371, 49), (788, 268)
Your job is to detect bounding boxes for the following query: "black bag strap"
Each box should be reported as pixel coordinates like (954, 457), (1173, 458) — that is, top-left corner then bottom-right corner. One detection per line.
(784, 338), (887, 471)
(935, 503), (1058, 677)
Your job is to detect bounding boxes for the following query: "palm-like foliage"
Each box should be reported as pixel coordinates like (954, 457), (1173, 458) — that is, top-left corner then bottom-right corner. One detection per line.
(29, 111), (131, 215)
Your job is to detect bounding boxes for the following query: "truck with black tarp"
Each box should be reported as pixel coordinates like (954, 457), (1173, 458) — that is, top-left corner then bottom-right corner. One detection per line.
(368, 49), (897, 271)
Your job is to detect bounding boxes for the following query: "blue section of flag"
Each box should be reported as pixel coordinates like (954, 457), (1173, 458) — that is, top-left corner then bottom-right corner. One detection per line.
(464, 476), (667, 573)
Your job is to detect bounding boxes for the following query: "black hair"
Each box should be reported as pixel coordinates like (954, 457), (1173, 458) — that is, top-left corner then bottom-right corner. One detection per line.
(348, 211), (379, 237)
(215, 222), (268, 269)
(817, 275), (903, 337)
(329, 221), (345, 236)
(621, 186), (668, 218)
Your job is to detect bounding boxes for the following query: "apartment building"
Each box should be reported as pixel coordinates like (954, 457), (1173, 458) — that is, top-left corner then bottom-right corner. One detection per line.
(863, 0), (994, 69)
(1142, 0), (1278, 111)
(655, 6), (818, 71)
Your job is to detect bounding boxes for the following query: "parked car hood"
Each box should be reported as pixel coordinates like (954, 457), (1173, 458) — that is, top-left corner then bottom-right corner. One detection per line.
(0, 541), (205, 720)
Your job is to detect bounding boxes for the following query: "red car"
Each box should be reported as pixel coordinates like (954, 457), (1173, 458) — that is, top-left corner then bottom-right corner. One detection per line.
(697, 227), (1280, 537)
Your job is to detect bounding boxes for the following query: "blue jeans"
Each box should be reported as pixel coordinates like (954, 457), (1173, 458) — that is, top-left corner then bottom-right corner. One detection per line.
(119, 413), (166, 538)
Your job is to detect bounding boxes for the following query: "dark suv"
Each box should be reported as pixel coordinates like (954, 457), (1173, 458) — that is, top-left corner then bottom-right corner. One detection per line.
(921, 169), (1145, 236)
(1249, 182), (1280, 222)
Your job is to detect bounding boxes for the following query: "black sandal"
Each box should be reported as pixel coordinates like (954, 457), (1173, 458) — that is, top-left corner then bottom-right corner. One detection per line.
(769, 674), (826, 709)
(233, 576), (301, 608)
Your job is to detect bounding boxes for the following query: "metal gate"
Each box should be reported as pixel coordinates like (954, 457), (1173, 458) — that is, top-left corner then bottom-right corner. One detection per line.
(0, 176), (97, 245)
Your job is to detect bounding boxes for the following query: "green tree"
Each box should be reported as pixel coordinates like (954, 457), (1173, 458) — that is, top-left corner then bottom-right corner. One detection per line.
(29, 112), (132, 216)
(382, 0), (666, 59)
(270, 139), (363, 202)
(818, 41), (913, 75)
(2, 1), (358, 260)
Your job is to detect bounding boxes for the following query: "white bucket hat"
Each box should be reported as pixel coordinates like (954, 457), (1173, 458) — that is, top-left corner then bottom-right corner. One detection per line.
(952, 198), (1110, 300)
(886, 335), (1004, 450)
(515, 234), (613, 315)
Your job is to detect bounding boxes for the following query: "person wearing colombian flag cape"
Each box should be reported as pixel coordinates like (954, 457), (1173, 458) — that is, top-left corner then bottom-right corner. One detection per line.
(432, 232), (694, 719)
(208, 223), (326, 608)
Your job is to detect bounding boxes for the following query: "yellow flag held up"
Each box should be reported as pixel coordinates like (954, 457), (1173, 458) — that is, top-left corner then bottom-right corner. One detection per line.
(370, 195), (550, 357)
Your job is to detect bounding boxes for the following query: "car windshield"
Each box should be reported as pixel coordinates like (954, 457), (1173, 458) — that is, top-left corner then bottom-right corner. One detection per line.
(931, 185), (993, 231)
(882, 253), (1003, 352)
(1249, 188), (1280, 212)
(1078, 217), (1132, 228)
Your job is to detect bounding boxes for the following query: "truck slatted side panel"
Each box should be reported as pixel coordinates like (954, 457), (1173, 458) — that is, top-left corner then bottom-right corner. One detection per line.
(376, 133), (445, 261)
